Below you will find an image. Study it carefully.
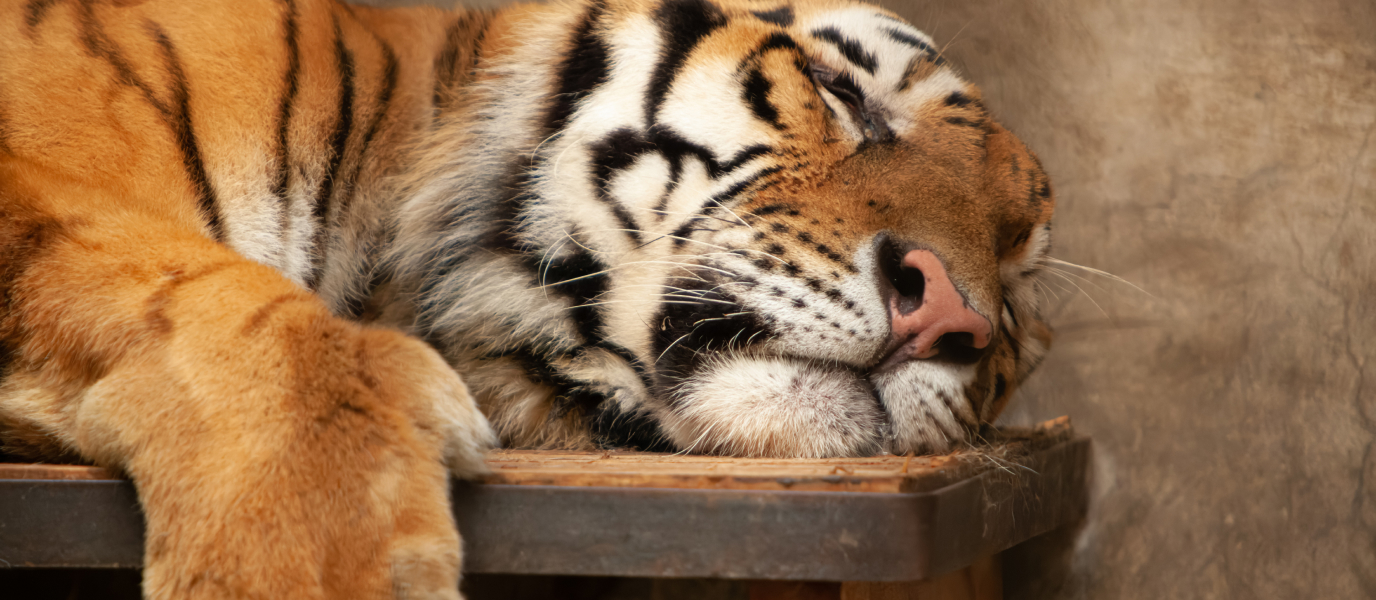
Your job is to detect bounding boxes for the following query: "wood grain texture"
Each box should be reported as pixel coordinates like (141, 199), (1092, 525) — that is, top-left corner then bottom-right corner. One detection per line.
(0, 418), (1072, 492)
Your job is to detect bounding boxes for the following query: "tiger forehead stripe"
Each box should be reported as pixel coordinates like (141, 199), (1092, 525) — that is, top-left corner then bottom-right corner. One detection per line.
(646, 0), (728, 127)
(548, 0), (611, 134)
(750, 5), (793, 26)
(809, 26), (877, 74)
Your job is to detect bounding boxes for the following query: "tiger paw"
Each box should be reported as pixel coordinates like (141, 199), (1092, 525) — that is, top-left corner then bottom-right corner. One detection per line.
(355, 326), (499, 479)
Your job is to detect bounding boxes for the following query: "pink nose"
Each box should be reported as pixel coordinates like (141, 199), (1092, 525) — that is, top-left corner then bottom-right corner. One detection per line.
(885, 249), (992, 364)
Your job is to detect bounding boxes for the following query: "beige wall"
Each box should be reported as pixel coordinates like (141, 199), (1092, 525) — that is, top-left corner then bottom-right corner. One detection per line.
(367, 0), (1376, 595)
(905, 0), (1376, 597)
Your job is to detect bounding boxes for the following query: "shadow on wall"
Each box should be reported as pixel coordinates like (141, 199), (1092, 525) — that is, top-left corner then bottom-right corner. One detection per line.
(895, 0), (1375, 598)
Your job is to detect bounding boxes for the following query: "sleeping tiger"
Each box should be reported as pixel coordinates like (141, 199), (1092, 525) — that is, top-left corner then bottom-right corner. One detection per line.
(0, 0), (1055, 596)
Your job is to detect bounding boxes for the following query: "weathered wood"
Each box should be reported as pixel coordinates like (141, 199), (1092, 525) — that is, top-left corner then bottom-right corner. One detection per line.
(0, 418), (1072, 492)
(482, 418), (1070, 493)
(0, 419), (1087, 578)
(0, 463), (121, 481)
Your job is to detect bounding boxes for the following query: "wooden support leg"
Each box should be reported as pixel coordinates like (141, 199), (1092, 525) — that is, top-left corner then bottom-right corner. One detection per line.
(749, 554), (1001, 600)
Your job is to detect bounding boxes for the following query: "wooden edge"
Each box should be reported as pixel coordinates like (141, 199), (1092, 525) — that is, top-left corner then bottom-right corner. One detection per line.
(0, 463), (120, 481)
(0, 418), (1075, 488)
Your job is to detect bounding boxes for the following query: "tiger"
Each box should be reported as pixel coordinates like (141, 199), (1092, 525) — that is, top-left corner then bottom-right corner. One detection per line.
(0, 0), (1056, 597)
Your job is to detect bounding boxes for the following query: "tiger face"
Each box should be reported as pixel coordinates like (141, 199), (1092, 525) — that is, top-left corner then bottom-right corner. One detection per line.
(389, 0), (1055, 457)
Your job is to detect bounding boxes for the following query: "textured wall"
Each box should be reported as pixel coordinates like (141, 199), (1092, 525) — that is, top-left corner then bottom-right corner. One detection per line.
(364, 0), (1376, 596)
(892, 0), (1376, 597)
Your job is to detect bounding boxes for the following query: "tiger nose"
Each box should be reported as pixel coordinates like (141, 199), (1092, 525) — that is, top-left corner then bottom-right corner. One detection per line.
(883, 249), (992, 363)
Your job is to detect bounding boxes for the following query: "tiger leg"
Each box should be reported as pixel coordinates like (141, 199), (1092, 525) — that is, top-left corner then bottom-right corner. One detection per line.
(0, 178), (494, 599)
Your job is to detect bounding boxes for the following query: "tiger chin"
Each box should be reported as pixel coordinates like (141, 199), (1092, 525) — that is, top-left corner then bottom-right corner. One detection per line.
(0, 0), (1055, 596)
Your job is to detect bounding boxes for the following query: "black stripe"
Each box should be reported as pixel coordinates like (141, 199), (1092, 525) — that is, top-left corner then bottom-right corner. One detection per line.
(148, 25), (223, 241)
(588, 129), (657, 244)
(528, 247), (609, 346)
(23, 0), (59, 35)
(1001, 323), (1021, 363)
(750, 6), (793, 27)
(650, 288), (768, 403)
(433, 11), (488, 114)
(491, 346), (670, 451)
(595, 340), (654, 392)
(307, 17), (356, 289)
(886, 28), (945, 66)
(669, 165), (782, 247)
(335, 40), (398, 221)
(273, 0), (301, 241)
(748, 31), (804, 61)
(742, 66), (782, 130)
(477, 3), (609, 254)
(645, 0), (727, 127)
(76, 8), (223, 240)
(493, 347), (597, 421)
(944, 91), (972, 108)
(546, 1), (610, 134)
(885, 27), (933, 53)
(588, 400), (674, 451)
(811, 27), (877, 75)
(945, 116), (982, 128)
(433, 18), (465, 109)
(649, 127), (770, 180)
(341, 247), (387, 320)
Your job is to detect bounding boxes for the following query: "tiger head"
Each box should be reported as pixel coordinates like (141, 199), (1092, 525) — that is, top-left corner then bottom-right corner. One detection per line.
(388, 0), (1055, 457)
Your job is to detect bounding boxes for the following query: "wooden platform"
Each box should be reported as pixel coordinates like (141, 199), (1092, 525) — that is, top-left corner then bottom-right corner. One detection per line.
(0, 418), (1088, 598)
(0, 416), (1075, 490)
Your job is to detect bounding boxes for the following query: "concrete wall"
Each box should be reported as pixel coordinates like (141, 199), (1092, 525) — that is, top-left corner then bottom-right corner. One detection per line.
(896, 0), (1376, 597)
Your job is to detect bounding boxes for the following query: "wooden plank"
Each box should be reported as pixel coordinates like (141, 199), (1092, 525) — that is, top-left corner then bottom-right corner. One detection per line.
(0, 463), (120, 481)
(1, 435), (1089, 575)
(479, 417), (1071, 493)
(0, 418), (1072, 493)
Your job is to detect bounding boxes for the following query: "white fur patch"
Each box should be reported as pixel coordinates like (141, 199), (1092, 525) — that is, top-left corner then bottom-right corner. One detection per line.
(663, 355), (885, 457)
(871, 360), (977, 453)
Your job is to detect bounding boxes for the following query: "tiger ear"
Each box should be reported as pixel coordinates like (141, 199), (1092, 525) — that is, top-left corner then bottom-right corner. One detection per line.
(982, 122), (1054, 258)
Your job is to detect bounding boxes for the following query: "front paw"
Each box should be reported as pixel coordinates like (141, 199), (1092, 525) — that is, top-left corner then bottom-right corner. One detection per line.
(367, 328), (498, 479)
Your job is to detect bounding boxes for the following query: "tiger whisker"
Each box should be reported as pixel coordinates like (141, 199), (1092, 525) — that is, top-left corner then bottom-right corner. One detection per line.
(656, 332), (695, 365)
(644, 208), (744, 227)
(1042, 266), (1113, 297)
(529, 259), (738, 290)
(1042, 256), (1154, 298)
(1043, 268), (1109, 317)
(662, 294), (736, 306)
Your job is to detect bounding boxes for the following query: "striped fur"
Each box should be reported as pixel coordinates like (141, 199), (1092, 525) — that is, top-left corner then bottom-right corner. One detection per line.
(0, 0), (1054, 595)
